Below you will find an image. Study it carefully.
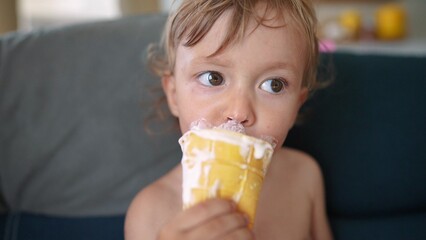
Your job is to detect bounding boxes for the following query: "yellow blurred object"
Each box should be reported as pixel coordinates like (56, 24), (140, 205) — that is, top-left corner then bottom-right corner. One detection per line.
(120, 0), (160, 14)
(376, 4), (406, 40)
(0, 0), (17, 34)
(340, 10), (362, 40)
(180, 129), (273, 228)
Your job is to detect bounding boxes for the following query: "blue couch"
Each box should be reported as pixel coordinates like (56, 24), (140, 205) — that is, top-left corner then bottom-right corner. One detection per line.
(1, 14), (425, 240)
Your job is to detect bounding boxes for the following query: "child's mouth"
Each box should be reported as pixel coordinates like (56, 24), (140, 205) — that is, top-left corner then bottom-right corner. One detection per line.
(189, 118), (277, 148)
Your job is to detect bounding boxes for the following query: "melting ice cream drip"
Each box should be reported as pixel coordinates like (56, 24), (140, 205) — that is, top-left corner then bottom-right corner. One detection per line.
(216, 120), (246, 134)
(260, 135), (278, 149)
(189, 118), (213, 131)
(190, 119), (246, 134)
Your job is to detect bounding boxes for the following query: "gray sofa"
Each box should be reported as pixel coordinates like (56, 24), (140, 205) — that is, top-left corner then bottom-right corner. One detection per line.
(1, 14), (425, 240)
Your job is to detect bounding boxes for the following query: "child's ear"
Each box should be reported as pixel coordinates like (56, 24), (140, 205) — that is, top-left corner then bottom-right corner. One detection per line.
(161, 74), (179, 117)
(298, 87), (309, 108)
(290, 87), (310, 128)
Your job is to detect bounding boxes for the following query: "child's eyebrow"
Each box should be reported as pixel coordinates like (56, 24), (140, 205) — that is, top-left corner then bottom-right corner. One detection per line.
(188, 57), (299, 77)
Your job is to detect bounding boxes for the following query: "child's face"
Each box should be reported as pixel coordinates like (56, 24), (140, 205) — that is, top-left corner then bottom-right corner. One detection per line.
(163, 9), (308, 148)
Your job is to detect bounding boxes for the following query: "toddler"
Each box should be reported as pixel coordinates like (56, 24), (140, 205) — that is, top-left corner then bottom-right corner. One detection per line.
(125, 0), (333, 239)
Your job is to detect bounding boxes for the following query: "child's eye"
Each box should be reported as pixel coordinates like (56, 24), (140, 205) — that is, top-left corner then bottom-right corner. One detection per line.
(198, 71), (224, 86)
(260, 78), (287, 94)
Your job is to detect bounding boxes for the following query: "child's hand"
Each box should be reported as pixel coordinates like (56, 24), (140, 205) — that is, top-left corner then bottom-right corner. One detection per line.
(158, 199), (254, 240)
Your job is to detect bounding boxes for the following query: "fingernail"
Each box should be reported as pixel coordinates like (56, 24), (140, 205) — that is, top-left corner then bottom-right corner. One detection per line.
(229, 201), (237, 210)
(244, 214), (251, 225)
(250, 229), (256, 239)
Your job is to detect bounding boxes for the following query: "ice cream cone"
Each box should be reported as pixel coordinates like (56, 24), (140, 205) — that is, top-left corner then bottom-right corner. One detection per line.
(179, 128), (274, 228)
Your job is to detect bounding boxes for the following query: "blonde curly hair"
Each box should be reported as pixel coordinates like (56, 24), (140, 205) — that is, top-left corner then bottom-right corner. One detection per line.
(149, 0), (318, 90)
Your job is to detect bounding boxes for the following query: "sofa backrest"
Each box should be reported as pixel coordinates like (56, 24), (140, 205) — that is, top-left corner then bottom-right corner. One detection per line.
(0, 14), (180, 216)
(285, 53), (426, 239)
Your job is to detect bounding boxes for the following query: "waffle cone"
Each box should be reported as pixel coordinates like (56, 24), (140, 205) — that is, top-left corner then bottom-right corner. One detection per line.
(179, 129), (273, 228)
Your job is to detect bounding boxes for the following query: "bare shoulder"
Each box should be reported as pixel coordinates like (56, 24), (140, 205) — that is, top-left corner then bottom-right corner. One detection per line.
(255, 147), (333, 239)
(271, 147), (324, 194)
(125, 165), (182, 240)
(262, 146), (326, 212)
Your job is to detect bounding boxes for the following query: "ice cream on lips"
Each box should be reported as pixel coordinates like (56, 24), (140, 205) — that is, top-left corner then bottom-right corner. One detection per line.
(179, 119), (275, 228)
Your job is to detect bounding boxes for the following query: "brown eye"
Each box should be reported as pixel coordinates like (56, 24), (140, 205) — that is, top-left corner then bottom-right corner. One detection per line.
(199, 71), (224, 86)
(260, 79), (286, 94)
(270, 79), (283, 92)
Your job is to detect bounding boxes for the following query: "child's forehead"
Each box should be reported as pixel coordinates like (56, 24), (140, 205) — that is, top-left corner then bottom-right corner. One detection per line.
(175, 8), (306, 76)
(179, 6), (302, 56)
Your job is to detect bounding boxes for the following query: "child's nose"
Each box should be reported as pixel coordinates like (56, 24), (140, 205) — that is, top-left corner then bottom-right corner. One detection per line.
(223, 93), (255, 127)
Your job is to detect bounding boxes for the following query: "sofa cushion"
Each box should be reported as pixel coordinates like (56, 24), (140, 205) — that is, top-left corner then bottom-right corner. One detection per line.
(285, 53), (426, 237)
(330, 212), (426, 240)
(0, 14), (180, 216)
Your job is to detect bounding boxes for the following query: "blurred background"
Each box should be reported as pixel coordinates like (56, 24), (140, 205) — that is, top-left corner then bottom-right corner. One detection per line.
(0, 0), (425, 54)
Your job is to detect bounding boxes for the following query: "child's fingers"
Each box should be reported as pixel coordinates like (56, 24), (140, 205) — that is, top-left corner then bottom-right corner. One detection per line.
(176, 198), (236, 230)
(186, 212), (250, 240)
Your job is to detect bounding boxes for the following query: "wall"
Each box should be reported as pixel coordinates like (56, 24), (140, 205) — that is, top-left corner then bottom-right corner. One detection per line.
(160, 0), (181, 12)
(18, 0), (120, 31)
(404, 0), (426, 40)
